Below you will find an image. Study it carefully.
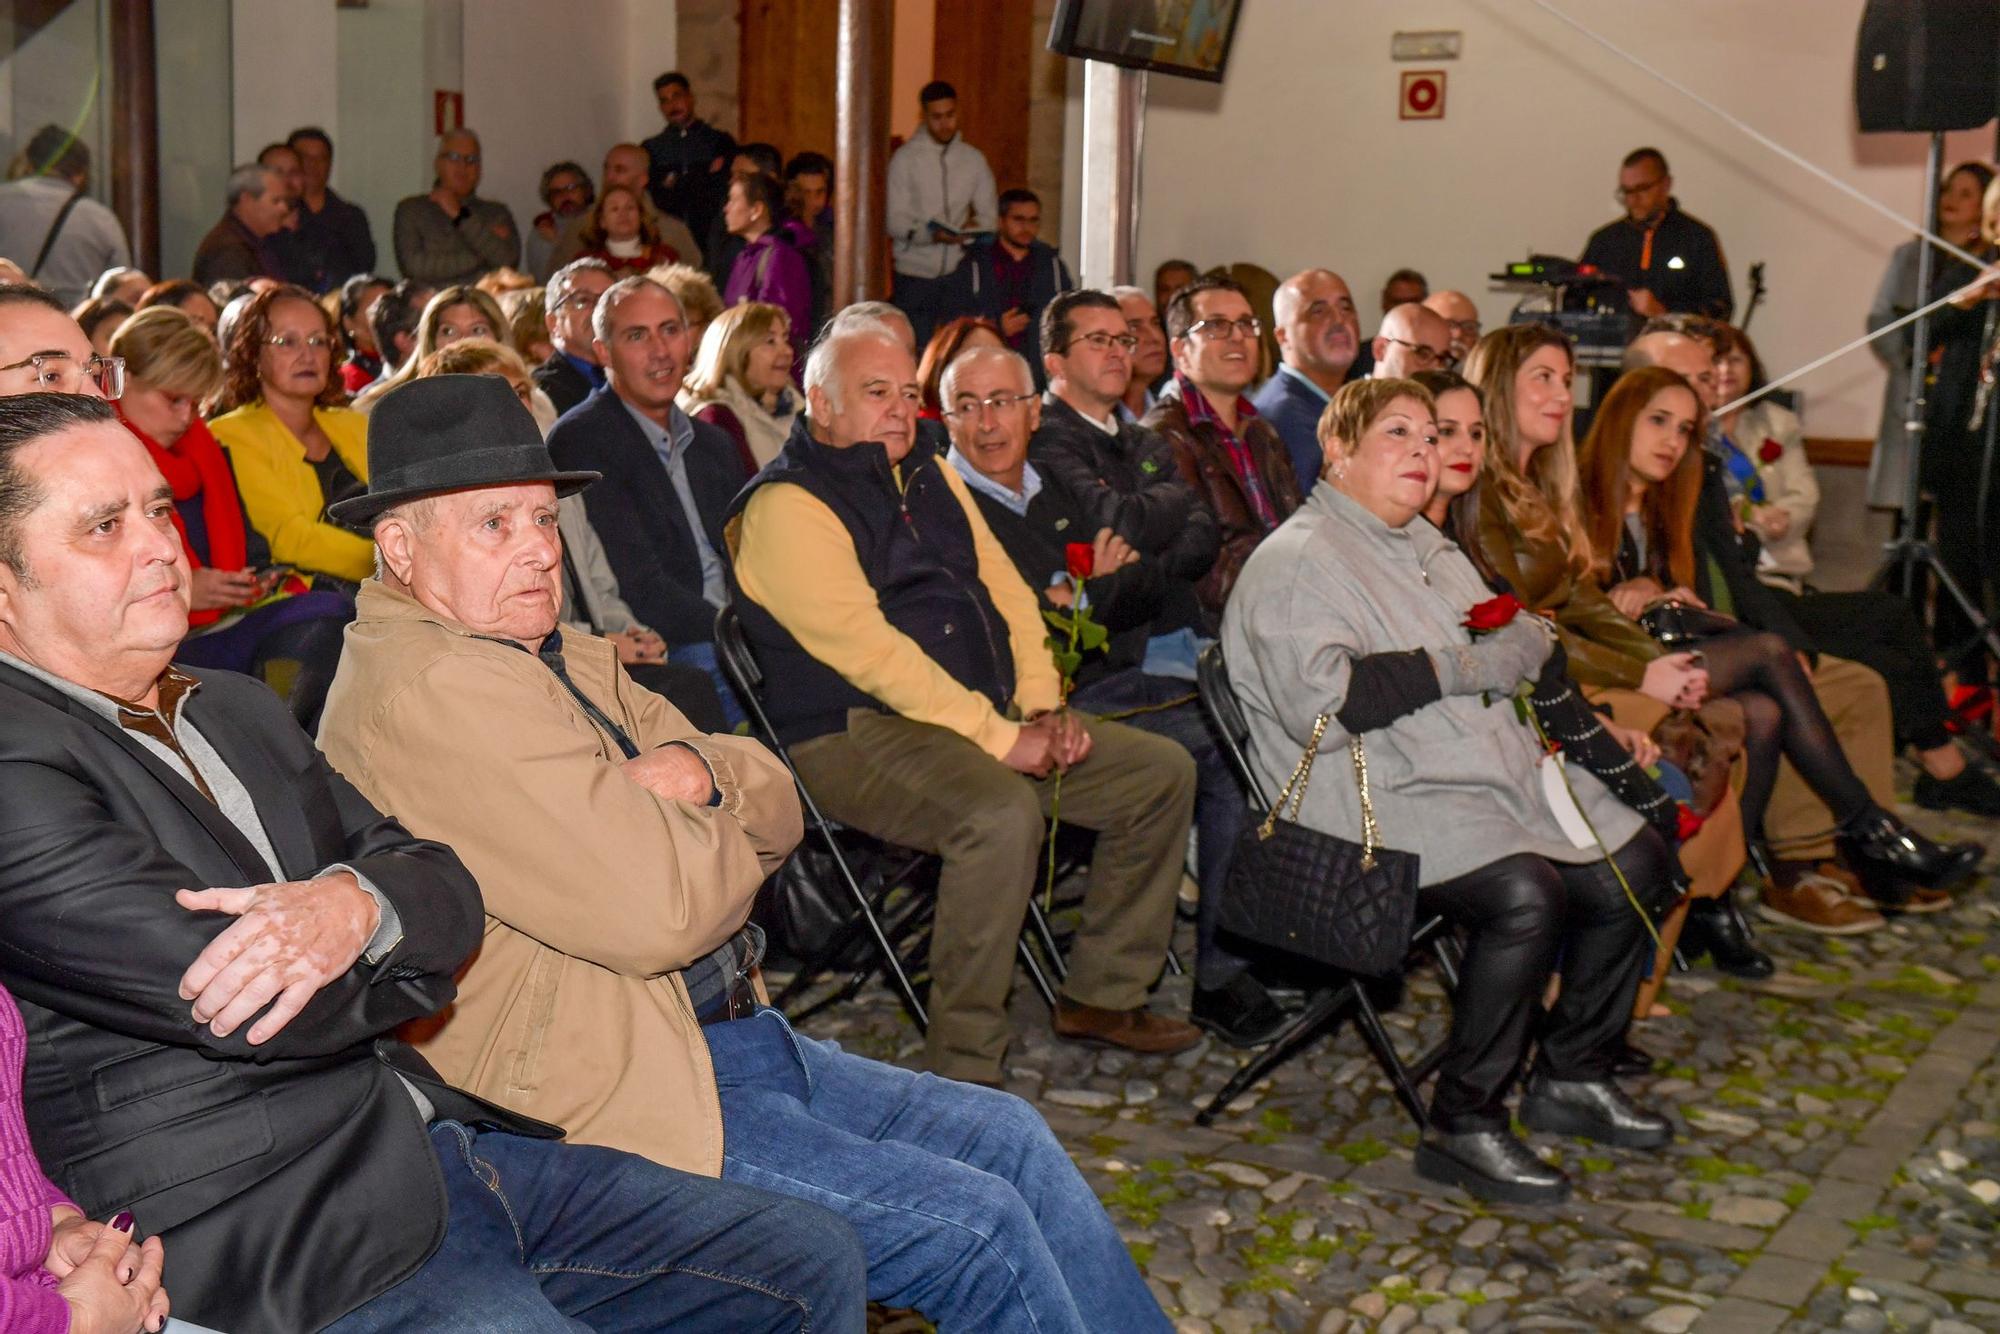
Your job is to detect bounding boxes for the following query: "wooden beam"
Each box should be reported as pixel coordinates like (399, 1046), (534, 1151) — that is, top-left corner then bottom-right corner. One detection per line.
(108, 0), (160, 275)
(834, 0), (891, 305)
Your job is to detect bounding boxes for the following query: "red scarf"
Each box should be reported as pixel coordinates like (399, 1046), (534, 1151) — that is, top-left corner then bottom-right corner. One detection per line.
(117, 407), (248, 627)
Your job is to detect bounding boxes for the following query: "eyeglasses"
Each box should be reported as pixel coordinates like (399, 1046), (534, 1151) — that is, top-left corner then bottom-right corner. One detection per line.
(1064, 331), (1137, 354)
(554, 292), (602, 312)
(1613, 175), (1665, 204)
(440, 151), (481, 166)
(942, 392), (1037, 419)
(1186, 316), (1261, 341)
(0, 352), (124, 397)
(264, 333), (334, 352)
(1381, 337), (1448, 368)
(1441, 317), (1481, 338)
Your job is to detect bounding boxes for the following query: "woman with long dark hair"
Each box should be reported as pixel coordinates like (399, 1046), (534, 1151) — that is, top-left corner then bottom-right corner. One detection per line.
(1570, 362), (1978, 918)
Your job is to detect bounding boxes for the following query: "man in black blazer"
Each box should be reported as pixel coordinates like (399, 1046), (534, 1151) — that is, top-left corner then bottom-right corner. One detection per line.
(548, 275), (748, 707)
(532, 257), (613, 419)
(0, 391), (861, 1331)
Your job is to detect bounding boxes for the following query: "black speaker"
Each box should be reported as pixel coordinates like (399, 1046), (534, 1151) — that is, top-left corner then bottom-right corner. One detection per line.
(1856, 0), (2000, 133)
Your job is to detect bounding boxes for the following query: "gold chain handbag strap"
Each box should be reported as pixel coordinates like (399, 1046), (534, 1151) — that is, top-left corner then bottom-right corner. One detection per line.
(1348, 734), (1380, 872)
(1257, 713), (1383, 872)
(1258, 713), (1329, 840)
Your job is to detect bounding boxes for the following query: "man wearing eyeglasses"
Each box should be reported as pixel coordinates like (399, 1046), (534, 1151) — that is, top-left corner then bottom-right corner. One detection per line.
(1423, 289), (1483, 367)
(1253, 268), (1363, 492)
(392, 129), (521, 287)
(1144, 275), (1301, 624)
(939, 188), (1073, 387)
(1371, 302), (1454, 381)
(532, 258), (614, 417)
(0, 282), (123, 399)
(730, 324), (1201, 1089)
(1580, 146), (1732, 321)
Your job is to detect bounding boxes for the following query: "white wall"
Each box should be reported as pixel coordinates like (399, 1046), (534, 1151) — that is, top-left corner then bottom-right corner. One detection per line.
(231, 0), (338, 162)
(1122, 0), (1994, 440)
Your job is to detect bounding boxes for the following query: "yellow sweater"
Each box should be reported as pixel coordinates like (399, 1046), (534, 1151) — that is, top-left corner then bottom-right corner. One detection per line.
(209, 401), (373, 582)
(732, 459), (1061, 759)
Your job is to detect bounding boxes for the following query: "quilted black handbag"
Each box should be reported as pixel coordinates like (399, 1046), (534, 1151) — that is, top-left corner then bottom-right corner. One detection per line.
(1218, 713), (1420, 976)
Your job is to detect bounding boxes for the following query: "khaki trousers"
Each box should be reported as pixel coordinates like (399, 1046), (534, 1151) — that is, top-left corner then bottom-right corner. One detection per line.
(1764, 655), (1895, 863)
(791, 709), (1196, 1082)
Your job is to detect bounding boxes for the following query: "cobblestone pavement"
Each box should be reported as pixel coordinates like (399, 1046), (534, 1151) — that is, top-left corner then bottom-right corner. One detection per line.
(790, 782), (2000, 1333)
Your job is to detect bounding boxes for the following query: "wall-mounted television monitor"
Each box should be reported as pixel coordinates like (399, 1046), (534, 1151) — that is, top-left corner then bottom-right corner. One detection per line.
(1046, 0), (1244, 83)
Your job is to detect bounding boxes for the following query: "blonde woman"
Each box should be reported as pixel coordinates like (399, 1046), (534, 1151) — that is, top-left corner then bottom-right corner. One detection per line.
(350, 284), (507, 412)
(647, 261), (724, 354)
(678, 301), (799, 471)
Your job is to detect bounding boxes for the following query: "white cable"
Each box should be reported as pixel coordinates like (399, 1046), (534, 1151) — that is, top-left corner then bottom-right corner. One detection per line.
(1714, 283), (1968, 415)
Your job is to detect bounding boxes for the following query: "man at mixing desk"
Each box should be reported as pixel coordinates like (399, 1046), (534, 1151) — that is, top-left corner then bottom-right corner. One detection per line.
(1581, 146), (1733, 320)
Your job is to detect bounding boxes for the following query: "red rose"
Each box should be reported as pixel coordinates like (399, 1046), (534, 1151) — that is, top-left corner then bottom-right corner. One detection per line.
(1758, 437), (1783, 465)
(1463, 592), (1524, 634)
(1674, 803), (1705, 842)
(1065, 542), (1094, 581)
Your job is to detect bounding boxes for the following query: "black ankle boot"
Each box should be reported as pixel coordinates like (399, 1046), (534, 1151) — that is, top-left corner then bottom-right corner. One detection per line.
(1414, 1127), (1570, 1204)
(1519, 1073), (1673, 1149)
(1680, 894), (1775, 979)
(1834, 808), (1982, 904)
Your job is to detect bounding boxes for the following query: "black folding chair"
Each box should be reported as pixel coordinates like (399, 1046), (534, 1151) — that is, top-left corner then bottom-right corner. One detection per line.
(1193, 643), (1458, 1128)
(714, 606), (1067, 1030)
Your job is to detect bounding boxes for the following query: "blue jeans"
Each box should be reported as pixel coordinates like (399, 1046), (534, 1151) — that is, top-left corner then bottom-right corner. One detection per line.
(1072, 668), (1250, 988)
(323, 1121), (866, 1333)
(672, 639), (748, 730)
(707, 1009), (1170, 1334)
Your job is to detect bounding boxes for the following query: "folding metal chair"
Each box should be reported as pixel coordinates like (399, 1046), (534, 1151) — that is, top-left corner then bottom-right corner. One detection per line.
(1193, 643), (1458, 1128)
(714, 606), (1067, 1030)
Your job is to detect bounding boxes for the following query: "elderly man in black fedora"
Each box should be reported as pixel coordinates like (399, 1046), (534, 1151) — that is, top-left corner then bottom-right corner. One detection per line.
(0, 385), (866, 1332)
(317, 373), (1175, 1334)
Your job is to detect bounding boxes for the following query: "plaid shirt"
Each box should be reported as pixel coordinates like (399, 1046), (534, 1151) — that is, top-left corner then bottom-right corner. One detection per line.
(1176, 373), (1278, 530)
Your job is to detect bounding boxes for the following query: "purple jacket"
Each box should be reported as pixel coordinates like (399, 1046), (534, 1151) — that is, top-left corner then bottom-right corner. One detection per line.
(723, 230), (814, 374)
(0, 985), (71, 1334)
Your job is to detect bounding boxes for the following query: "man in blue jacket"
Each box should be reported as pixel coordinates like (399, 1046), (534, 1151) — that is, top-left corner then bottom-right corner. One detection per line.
(1249, 268), (1361, 492)
(942, 189), (1074, 388)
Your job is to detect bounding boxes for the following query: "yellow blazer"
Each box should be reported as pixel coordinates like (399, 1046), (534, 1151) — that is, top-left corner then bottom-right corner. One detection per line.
(209, 401), (373, 582)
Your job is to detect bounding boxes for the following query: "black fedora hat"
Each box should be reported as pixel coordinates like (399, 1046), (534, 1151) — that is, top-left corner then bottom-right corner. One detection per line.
(328, 374), (600, 530)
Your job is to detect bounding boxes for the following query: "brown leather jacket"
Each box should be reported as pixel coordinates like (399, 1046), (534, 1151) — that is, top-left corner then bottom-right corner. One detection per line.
(1144, 379), (1301, 627)
(1473, 485), (1662, 689)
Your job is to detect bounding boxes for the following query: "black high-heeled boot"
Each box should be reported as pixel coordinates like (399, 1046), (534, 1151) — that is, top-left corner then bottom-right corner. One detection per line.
(1679, 893), (1775, 979)
(1834, 808), (1982, 906)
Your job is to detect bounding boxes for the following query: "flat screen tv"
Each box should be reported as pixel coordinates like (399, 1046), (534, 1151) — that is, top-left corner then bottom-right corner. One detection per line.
(1046, 0), (1243, 83)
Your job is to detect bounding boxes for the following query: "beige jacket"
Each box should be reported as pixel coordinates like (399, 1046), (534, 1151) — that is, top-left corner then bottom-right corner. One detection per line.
(318, 581), (802, 1175)
(1734, 400), (1819, 592)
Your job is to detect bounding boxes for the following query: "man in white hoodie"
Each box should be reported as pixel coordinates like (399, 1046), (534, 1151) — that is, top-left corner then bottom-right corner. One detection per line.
(886, 80), (997, 348)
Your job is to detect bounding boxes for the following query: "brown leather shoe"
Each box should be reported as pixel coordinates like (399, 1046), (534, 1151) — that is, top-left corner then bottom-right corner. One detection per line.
(1756, 874), (1885, 935)
(1052, 999), (1202, 1055)
(1814, 861), (1952, 915)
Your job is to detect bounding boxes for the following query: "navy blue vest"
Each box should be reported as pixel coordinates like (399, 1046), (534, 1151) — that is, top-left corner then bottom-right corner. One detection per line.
(727, 418), (1017, 745)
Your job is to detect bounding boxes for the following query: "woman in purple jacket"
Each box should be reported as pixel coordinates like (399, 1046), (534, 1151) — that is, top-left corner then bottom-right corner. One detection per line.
(0, 983), (177, 1333)
(720, 172), (813, 376)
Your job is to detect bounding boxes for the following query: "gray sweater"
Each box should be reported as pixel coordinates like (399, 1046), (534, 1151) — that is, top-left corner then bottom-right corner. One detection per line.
(1221, 486), (1643, 886)
(392, 193), (520, 285)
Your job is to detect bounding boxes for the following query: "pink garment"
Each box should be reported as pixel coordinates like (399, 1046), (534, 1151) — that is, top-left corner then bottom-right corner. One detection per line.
(0, 984), (74, 1333)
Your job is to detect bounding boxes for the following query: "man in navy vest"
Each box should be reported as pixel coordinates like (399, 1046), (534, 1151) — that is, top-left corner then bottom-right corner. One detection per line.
(726, 322), (1201, 1086)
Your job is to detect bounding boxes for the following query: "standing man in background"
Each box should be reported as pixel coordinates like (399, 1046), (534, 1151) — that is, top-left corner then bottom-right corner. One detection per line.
(645, 72), (737, 245)
(887, 80), (997, 348)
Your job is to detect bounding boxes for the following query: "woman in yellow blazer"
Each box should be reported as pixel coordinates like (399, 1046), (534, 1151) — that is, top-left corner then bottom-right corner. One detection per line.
(209, 285), (375, 583)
